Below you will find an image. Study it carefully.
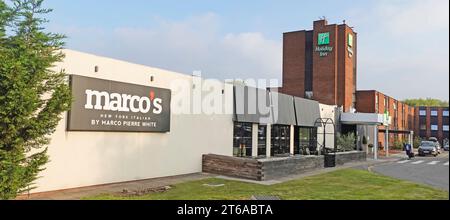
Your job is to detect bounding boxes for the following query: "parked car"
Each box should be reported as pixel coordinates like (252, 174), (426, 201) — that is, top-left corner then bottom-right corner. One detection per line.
(444, 143), (449, 151)
(419, 141), (439, 157)
(429, 137), (442, 154)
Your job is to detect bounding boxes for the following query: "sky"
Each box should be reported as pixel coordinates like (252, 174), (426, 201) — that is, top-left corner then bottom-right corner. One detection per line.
(37, 0), (449, 101)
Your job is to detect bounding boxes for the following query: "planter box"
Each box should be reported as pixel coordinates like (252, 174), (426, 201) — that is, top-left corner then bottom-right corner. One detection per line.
(203, 152), (367, 181)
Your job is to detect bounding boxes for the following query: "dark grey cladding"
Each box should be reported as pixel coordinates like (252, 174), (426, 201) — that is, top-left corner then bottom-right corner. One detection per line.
(234, 85), (273, 124)
(294, 97), (321, 127)
(270, 92), (297, 125)
(67, 75), (171, 133)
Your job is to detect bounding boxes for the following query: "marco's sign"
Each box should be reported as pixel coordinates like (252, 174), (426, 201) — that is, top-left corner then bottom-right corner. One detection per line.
(68, 75), (171, 132)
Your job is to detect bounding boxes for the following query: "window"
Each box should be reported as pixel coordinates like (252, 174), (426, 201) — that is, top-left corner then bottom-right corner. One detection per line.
(233, 122), (253, 157)
(431, 125), (439, 131)
(444, 126), (449, 132)
(431, 111), (438, 117)
(271, 125), (291, 156)
(420, 125), (427, 131)
(443, 111), (449, 117)
(295, 127), (318, 156)
(257, 125), (267, 156)
(419, 110), (427, 116)
(375, 95), (379, 112)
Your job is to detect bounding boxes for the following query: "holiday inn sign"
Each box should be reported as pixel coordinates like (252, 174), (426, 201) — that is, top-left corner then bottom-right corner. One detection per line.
(316, 32), (333, 57)
(318, 32), (330, 45)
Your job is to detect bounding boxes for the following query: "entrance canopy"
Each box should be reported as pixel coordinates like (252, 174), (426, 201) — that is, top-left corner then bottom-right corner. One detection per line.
(340, 113), (384, 126)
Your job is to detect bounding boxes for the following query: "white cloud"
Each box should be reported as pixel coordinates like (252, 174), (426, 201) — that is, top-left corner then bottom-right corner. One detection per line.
(51, 13), (282, 83)
(350, 0), (449, 100)
(376, 0), (449, 36)
(50, 1), (448, 101)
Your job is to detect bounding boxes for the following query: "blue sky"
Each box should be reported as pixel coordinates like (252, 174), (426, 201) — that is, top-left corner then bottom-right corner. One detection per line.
(39, 0), (449, 100)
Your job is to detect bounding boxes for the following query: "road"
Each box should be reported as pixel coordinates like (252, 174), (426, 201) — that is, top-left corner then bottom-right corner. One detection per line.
(371, 152), (449, 191)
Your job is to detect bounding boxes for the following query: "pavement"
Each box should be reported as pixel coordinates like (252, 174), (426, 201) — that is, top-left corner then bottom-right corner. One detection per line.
(367, 151), (449, 191)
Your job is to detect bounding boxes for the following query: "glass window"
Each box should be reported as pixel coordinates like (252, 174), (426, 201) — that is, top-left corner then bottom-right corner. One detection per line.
(444, 111), (449, 117)
(295, 127), (318, 156)
(431, 125), (439, 131)
(431, 111), (438, 117)
(375, 95), (379, 112)
(258, 125), (267, 157)
(419, 110), (427, 116)
(233, 122), (253, 157)
(420, 125), (427, 131)
(271, 125), (291, 157)
(444, 126), (449, 132)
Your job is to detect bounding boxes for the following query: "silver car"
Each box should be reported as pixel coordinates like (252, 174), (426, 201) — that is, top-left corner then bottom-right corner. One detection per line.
(418, 141), (439, 157)
(429, 137), (442, 154)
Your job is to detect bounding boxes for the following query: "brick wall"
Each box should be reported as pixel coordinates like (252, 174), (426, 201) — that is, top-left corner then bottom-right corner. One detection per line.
(356, 91), (376, 113)
(203, 152), (367, 181)
(282, 31), (307, 98)
(282, 20), (357, 112)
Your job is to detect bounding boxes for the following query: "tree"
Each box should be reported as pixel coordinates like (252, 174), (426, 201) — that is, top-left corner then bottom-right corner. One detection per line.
(403, 98), (449, 107)
(0, 0), (72, 200)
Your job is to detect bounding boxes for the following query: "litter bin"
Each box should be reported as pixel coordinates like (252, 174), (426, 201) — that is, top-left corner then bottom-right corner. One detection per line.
(324, 154), (336, 168)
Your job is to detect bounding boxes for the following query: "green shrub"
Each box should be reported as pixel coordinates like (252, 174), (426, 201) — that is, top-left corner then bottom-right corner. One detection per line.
(336, 133), (356, 152)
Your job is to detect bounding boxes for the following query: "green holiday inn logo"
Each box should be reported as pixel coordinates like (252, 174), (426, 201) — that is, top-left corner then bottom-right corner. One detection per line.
(316, 32), (332, 57)
(318, 32), (330, 45)
(348, 34), (353, 47)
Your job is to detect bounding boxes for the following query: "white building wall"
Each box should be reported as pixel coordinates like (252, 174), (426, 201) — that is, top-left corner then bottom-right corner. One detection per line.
(317, 104), (338, 150)
(33, 50), (234, 193)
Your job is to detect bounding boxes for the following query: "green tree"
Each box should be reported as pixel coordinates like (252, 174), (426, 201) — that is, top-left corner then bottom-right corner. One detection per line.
(404, 98), (449, 107)
(0, 0), (72, 200)
(413, 136), (422, 149)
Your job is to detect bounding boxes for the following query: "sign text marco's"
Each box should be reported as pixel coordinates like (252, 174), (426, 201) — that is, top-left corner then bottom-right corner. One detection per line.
(67, 75), (171, 132)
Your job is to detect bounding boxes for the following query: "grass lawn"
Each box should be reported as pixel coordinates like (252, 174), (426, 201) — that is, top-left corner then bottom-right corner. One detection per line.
(85, 169), (449, 200)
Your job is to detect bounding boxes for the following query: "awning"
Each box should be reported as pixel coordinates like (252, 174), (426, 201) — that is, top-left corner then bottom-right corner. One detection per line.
(379, 129), (413, 134)
(294, 97), (320, 127)
(340, 113), (384, 125)
(270, 92), (297, 125)
(234, 85), (273, 124)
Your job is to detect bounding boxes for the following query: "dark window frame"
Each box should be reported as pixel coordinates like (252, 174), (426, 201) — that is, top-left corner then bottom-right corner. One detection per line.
(294, 126), (318, 156)
(271, 125), (291, 157)
(233, 122), (253, 158)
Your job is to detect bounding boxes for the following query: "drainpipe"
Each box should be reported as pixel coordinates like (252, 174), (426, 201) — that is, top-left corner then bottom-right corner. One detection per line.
(385, 126), (389, 157)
